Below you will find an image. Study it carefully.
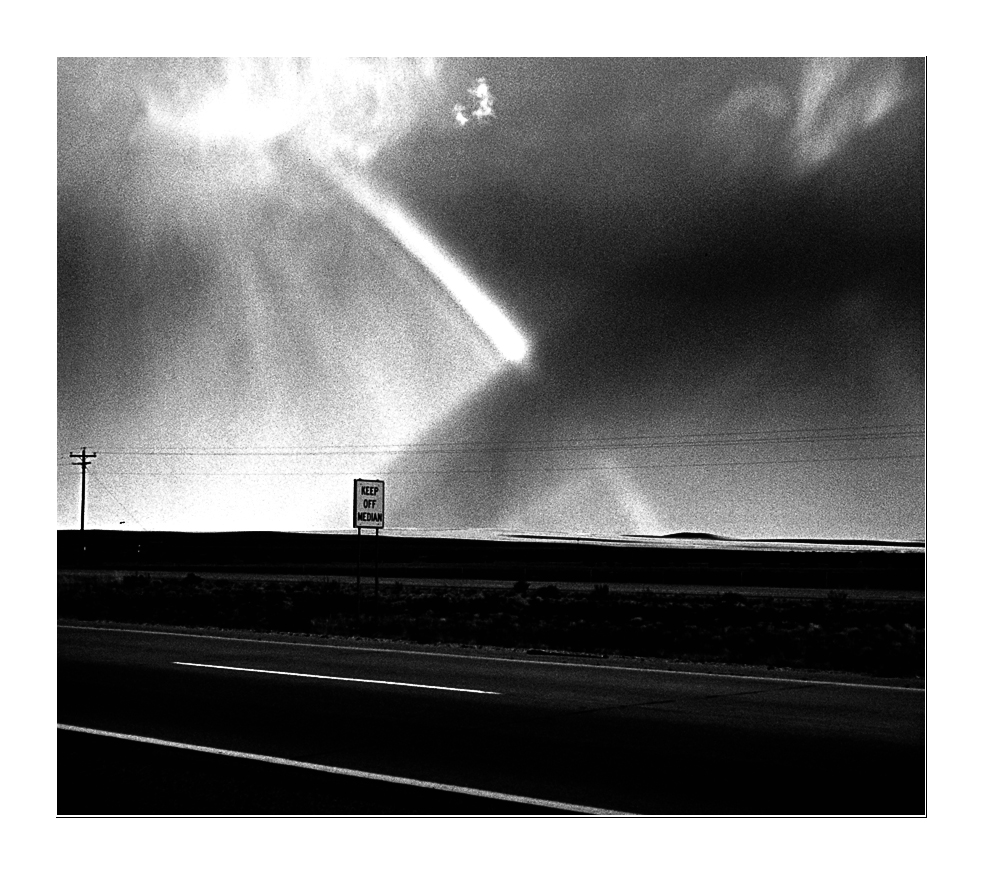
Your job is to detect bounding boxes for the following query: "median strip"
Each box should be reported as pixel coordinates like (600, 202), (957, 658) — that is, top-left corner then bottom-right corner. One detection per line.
(174, 661), (500, 695)
(57, 724), (631, 815)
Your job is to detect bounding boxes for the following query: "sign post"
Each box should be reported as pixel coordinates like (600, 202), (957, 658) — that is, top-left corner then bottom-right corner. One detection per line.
(353, 479), (385, 625)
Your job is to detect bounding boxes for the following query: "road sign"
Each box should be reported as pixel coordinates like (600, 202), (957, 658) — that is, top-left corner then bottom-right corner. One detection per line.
(353, 479), (385, 529)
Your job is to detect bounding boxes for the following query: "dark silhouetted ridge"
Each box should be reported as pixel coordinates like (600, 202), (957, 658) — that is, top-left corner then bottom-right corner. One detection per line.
(661, 532), (727, 540)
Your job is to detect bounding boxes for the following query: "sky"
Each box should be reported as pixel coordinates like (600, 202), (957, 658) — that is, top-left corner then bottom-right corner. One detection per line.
(57, 57), (925, 539)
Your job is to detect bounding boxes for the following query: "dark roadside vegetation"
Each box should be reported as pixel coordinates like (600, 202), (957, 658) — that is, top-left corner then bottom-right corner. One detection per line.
(58, 573), (924, 679)
(58, 530), (924, 678)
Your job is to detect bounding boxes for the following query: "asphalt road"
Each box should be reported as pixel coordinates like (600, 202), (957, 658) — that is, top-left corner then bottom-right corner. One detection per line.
(57, 625), (925, 815)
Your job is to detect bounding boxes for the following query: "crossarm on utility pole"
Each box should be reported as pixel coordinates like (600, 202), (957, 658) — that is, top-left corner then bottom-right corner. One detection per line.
(69, 447), (96, 532)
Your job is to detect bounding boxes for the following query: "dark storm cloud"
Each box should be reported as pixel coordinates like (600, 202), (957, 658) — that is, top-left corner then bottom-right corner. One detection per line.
(388, 59), (924, 389)
(377, 58), (924, 534)
(380, 58), (923, 305)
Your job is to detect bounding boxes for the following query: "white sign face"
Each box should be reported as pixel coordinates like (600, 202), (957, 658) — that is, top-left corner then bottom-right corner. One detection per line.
(353, 479), (385, 529)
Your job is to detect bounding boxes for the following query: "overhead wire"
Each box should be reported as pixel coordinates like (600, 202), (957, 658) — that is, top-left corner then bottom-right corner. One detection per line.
(85, 468), (149, 530)
(79, 424), (925, 458)
(68, 422), (925, 481)
(95, 452), (924, 477)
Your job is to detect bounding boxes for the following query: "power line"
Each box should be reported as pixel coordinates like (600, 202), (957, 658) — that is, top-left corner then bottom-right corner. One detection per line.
(85, 421), (926, 450)
(95, 452), (924, 477)
(85, 429), (925, 458)
(86, 468), (148, 531)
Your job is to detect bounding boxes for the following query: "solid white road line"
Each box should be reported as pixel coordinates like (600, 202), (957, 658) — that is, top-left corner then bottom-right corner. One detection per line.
(57, 724), (631, 815)
(173, 661), (499, 694)
(58, 624), (924, 693)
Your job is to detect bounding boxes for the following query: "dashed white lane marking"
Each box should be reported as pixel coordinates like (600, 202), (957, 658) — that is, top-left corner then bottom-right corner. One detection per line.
(57, 724), (631, 815)
(174, 661), (499, 695)
(58, 624), (924, 693)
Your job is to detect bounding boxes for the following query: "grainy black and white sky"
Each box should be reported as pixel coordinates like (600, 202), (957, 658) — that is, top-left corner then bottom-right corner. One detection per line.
(57, 57), (925, 538)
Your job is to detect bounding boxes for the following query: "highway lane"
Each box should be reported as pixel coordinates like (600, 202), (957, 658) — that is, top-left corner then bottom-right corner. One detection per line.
(57, 625), (925, 815)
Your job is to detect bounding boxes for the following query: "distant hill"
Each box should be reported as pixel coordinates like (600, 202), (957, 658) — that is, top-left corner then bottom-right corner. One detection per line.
(637, 532), (924, 548)
(660, 532), (727, 541)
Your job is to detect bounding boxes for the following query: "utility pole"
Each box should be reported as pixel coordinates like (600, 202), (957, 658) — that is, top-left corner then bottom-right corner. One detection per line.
(69, 447), (96, 531)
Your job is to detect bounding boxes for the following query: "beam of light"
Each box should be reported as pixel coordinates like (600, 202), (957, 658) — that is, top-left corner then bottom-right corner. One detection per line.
(145, 58), (528, 364)
(336, 172), (530, 363)
(598, 461), (662, 535)
(497, 449), (662, 536)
